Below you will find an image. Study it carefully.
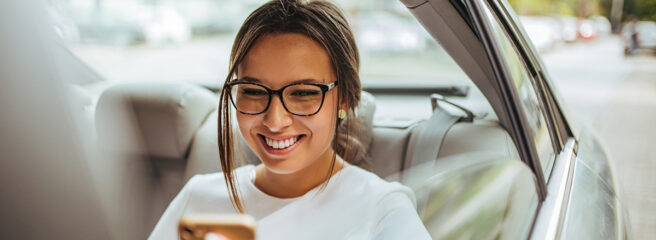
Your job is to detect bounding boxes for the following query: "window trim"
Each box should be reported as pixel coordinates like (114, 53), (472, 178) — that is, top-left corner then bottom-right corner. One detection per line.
(486, 0), (561, 179)
(464, 0), (548, 199)
(490, 1), (562, 148)
(492, 0), (574, 148)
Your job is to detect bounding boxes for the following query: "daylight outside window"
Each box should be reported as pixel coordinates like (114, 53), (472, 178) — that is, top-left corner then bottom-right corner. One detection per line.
(49, 0), (469, 88)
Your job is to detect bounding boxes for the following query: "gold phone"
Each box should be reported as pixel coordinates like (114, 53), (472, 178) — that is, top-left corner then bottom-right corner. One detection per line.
(178, 214), (256, 240)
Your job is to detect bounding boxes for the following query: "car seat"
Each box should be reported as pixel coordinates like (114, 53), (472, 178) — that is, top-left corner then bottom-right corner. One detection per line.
(93, 81), (519, 239)
(95, 82), (217, 239)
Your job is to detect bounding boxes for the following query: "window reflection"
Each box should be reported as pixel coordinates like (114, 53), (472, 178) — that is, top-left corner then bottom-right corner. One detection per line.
(480, 1), (556, 178)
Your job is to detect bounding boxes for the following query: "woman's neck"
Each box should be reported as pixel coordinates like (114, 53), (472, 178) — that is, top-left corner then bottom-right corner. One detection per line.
(253, 152), (348, 199)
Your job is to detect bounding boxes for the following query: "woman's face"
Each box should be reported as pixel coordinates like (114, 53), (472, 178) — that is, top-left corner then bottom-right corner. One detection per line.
(236, 33), (338, 175)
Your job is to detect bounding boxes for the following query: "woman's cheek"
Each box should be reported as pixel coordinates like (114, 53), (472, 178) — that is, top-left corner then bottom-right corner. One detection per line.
(237, 115), (257, 146)
(306, 115), (336, 147)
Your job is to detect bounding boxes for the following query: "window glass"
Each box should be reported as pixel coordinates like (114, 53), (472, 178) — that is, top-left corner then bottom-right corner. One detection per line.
(341, 2), (468, 83)
(479, 1), (556, 178)
(48, 0), (492, 125)
(48, 0), (468, 87)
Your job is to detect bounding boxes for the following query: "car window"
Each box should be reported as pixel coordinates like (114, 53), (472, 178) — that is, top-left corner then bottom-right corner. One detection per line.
(415, 154), (539, 239)
(350, 4), (468, 84)
(479, 0), (556, 179)
(49, 1), (469, 88)
(50, 0), (488, 122)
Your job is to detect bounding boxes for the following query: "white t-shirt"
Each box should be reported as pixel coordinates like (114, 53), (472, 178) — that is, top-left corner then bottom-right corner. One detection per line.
(149, 165), (431, 240)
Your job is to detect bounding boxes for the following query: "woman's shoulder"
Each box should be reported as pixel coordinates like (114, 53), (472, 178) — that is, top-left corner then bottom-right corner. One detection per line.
(335, 166), (416, 205)
(339, 165), (409, 190)
(186, 165), (254, 195)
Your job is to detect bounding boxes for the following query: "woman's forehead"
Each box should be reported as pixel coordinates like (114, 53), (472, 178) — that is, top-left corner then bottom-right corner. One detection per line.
(238, 33), (335, 88)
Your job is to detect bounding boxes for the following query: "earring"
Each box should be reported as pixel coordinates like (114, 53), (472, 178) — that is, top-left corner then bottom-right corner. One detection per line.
(338, 109), (347, 119)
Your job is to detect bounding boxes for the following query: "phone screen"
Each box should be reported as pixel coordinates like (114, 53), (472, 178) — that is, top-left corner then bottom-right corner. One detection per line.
(178, 214), (256, 240)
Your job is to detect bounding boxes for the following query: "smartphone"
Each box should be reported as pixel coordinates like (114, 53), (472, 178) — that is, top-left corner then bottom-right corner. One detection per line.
(178, 214), (256, 240)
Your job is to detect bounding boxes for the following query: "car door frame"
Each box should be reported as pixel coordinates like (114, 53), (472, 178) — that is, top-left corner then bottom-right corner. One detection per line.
(464, 0), (553, 196)
(491, 0), (575, 149)
(463, 0), (583, 238)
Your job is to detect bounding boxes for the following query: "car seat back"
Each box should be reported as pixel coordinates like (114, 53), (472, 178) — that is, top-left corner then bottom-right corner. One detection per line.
(368, 96), (519, 213)
(94, 82), (217, 239)
(94, 82), (379, 238)
(93, 81), (518, 239)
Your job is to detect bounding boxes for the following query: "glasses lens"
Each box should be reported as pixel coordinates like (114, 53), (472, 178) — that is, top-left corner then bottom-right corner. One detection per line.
(230, 83), (269, 114)
(283, 84), (324, 115)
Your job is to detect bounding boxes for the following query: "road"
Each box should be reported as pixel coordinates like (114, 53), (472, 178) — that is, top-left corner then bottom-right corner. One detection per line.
(542, 36), (656, 239)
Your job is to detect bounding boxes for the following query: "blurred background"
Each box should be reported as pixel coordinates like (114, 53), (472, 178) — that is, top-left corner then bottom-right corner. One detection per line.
(22, 0), (656, 238)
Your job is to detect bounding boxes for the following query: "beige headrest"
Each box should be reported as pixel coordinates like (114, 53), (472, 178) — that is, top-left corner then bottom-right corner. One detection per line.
(95, 82), (217, 159)
(350, 91), (376, 151)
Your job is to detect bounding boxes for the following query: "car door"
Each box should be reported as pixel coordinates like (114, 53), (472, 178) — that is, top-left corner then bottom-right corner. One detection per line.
(465, 0), (629, 239)
(393, 0), (546, 239)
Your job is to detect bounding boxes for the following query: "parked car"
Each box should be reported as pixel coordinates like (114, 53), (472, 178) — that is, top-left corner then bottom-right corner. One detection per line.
(72, 2), (190, 46)
(578, 18), (600, 40)
(591, 16), (612, 36)
(558, 15), (580, 42)
(3, 0), (629, 239)
(622, 20), (656, 55)
(353, 11), (431, 52)
(173, 0), (256, 35)
(519, 16), (561, 52)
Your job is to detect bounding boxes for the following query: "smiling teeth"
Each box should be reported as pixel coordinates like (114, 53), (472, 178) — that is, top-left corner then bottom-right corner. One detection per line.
(265, 136), (298, 149)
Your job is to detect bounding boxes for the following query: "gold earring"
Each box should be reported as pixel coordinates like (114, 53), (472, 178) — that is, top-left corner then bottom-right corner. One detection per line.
(338, 109), (347, 119)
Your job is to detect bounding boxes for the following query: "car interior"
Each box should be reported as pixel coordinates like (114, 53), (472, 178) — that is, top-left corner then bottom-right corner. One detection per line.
(39, 0), (546, 238)
(85, 75), (521, 238)
(4, 0), (633, 239)
(70, 2), (535, 237)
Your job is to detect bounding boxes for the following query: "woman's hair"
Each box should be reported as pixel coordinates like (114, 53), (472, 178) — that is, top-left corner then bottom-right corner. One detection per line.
(218, 0), (367, 213)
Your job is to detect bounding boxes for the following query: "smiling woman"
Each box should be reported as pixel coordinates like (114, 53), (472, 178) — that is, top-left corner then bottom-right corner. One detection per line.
(148, 0), (430, 239)
(232, 33), (344, 197)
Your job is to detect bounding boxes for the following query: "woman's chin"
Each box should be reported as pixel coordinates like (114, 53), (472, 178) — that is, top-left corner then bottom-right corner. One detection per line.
(258, 160), (302, 175)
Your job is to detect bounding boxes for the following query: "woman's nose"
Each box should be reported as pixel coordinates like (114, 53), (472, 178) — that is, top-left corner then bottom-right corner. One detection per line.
(262, 96), (292, 132)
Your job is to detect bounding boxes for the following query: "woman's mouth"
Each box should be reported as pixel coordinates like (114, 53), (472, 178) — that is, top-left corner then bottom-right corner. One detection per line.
(258, 134), (304, 155)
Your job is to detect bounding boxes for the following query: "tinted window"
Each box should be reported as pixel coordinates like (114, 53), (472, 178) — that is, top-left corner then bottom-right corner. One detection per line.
(479, 1), (556, 179)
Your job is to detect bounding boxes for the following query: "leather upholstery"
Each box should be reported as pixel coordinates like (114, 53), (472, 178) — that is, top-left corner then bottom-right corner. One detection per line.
(92, 82), (517, 239)
(95, 82), (217, 160)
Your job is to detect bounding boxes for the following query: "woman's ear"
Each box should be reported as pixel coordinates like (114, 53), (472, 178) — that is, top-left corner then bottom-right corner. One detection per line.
(339, 102), (350, 114)
(339, 102), (348, 110)
(338, 94), (349, 110)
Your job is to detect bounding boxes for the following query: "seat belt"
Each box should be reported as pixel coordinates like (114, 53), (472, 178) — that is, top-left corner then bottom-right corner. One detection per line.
(401, 94), (473, 212)
(403, 94), (473, 170)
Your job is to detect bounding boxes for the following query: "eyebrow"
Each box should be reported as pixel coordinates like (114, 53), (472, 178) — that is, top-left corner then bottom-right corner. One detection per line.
(237, 76), (324, 85)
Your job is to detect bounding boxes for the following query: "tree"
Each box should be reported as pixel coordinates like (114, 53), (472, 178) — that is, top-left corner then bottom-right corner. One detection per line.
(625, 0), (656, 21)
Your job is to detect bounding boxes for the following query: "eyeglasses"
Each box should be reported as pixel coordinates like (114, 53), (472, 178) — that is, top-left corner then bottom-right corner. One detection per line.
(225, 80), (338, 116)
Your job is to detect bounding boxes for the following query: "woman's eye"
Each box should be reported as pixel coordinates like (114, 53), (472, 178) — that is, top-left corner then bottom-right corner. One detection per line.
(291, 90), (320, 97)
(242, 88), (268, 96)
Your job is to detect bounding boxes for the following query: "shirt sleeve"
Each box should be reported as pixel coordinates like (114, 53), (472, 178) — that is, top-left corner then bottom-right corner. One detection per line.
(148, 175), (197, 240)
(373, 191), (431, 240)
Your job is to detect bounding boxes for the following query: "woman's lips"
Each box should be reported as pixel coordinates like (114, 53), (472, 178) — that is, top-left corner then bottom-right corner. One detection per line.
(257, 134), (305, 156)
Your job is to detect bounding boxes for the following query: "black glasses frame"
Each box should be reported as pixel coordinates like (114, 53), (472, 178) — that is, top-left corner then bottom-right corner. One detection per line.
(225, 80), (338, 116)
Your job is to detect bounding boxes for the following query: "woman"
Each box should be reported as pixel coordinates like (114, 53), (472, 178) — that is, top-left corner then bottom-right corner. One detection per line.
(149, 0), (430, 239)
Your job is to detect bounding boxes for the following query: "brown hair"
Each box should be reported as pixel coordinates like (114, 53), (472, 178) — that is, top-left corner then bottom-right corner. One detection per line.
(218, 0), (366, 213)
